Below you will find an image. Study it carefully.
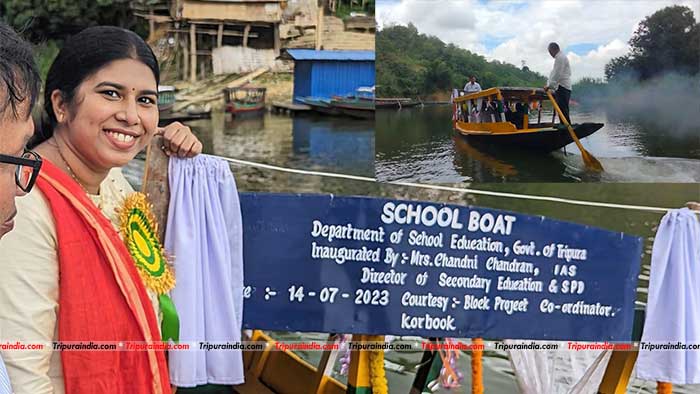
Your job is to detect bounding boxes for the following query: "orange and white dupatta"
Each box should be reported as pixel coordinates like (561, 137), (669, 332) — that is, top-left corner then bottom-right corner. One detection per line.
(36, 159), (171, 394)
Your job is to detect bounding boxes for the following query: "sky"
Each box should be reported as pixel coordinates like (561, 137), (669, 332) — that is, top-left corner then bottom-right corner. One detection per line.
(376, 0), (700, 81)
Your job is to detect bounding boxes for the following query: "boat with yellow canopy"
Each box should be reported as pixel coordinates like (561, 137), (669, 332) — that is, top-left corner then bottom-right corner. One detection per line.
(452, 87), (603, 152)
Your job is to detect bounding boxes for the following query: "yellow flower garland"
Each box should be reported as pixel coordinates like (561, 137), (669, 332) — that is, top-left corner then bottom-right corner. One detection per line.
(117, 192), (175, 294)
(368, 335), (388, 394)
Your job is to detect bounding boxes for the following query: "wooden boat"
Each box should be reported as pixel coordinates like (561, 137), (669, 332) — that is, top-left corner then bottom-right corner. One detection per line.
(224, 86), (267, 116)
(452, 87), (603, 152)
(374, 98), (421, 109)
(330, 96), (375, 119)
(158, 85), (177, 114)
(158, 103), (211, 126)
(297, 97), (341, 116)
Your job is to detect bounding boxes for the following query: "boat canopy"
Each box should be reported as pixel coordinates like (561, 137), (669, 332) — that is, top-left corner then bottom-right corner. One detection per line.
(454, 87), (550, 103)
(223, 85), (266, 92)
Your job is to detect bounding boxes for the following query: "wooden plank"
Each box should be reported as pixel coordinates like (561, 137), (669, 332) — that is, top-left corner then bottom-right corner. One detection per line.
(190, 23), (197, 82)
(190, 20), (271, 28)
(243, 24), (251, 47)
(148, 8), (155, 41)
(182, 1), (282, 23)
(182, 36), (189, 81)
(141, 135), (170, 242)
(167, 28), (259, 38)
(315, 4), (323, 50)
(225, 67), (269, 89)
(175, 31), (181, 79)
(216, 23), (223, 47)
(313, 334), (340, 394)
(598, 350), (638, 394)
(273, 23), (280, 56)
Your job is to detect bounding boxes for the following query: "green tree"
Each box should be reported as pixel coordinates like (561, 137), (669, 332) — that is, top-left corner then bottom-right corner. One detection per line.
(1, 0), (145, 42)
(606, 5), (699, 80)
(422, 59), (453, 91)
(604, 55), (633, 81)
(376, 24), (546, 97)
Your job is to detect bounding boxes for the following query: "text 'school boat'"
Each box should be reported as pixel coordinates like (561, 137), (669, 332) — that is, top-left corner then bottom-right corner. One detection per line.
(224, 86), (267, 116)
(142, 138), (653, 394)
(452, 87), (603, 152)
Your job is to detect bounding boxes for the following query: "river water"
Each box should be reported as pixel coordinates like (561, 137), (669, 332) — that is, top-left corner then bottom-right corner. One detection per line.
(375, 105), (700, 183)
(124, 110), (699, 393)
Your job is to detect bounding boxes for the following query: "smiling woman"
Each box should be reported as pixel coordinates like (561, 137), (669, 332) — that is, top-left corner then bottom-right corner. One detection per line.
(0, 26), (201, 394)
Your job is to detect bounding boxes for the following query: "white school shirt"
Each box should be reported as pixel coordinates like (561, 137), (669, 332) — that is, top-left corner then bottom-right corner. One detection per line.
(547, 51), (572, 91)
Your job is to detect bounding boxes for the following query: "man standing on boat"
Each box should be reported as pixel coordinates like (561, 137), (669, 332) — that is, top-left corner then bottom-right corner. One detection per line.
(545, 42), (572, 123)
(464, 75), (482, 93)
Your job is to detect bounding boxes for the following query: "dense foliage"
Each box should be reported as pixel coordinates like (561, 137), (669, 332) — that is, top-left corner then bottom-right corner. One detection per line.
(1, 0), (146, 42)
(376, 24), (546, 98)
(335, 0), (375, 19)
(605, 5), (699, 81)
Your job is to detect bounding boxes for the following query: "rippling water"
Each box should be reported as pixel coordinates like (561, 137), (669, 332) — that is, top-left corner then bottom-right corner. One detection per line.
(124, 110), (699, 393)
(376, 106), (700, 183)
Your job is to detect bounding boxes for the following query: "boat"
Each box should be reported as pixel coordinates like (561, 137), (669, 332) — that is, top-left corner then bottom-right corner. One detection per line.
(374, 97), (421, 109)
(224, 86), (267, 116)
(330, 88), (375, 119)
(297, 97), (341, 116)
(158, 85), (177, 114)
(452, 87), (603, 152)
(158, 103), (211, 126)
(330, 96), (375, 119)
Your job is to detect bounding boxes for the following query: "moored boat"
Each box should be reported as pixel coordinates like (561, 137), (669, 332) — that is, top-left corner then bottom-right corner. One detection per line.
(374, 97), (421, 109)
(452, 87), (603, 152)
(330, 96), (375, 119)
(297, 96), (341, 116)
(224, 86), (267, 116)
(158, 85), (177, 114)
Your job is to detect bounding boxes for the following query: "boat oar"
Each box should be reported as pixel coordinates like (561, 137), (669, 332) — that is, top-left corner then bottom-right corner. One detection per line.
(545, 90), (604, 172)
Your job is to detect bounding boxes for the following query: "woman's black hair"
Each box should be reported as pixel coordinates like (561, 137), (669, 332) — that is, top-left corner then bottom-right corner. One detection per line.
(30, 26), (159, 148)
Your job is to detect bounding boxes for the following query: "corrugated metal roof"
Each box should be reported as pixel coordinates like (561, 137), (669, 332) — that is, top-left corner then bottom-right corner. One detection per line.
(286, 49), (375, 61)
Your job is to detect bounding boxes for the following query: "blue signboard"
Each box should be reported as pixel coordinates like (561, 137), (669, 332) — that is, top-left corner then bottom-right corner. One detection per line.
(240, 194), (642, 341)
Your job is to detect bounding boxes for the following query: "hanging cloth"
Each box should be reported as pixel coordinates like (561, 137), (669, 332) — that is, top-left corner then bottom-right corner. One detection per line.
(636, 208), (700, 384)
(166, 155), (245, 387)
(507, 340), (611, 394)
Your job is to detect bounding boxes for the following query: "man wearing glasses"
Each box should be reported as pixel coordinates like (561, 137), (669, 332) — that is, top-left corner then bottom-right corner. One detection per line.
(0, 21), (42, 394)
(0, 22), (42, 240)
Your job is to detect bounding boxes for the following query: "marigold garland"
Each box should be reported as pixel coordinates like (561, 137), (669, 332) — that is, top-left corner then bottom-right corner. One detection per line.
(117, 192), (175, 294)
(657, 382), (672, 394)
(367, 335), (388, 394)
(471, 338), (484, 394)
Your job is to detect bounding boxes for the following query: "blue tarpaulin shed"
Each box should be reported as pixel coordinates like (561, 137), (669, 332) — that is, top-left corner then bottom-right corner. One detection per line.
(286, 49), (375, 102)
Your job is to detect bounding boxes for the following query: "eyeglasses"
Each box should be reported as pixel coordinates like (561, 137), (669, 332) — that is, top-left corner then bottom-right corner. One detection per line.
(0, 150), (42, 193)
